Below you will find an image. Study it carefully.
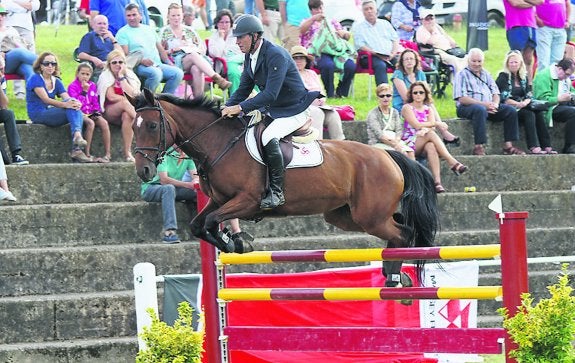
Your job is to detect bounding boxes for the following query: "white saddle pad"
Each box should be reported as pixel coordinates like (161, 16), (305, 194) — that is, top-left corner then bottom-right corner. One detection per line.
(245, 127), (323, 168)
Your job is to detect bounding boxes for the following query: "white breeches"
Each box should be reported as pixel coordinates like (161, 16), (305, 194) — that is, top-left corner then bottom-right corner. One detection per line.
(262, 108), (310, 145)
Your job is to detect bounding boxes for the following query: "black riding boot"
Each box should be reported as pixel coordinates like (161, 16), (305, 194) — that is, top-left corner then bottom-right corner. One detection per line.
(260, 138), (286, 210)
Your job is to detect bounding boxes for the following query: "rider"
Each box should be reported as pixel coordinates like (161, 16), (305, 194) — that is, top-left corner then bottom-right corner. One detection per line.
(221, 15), (320, 210)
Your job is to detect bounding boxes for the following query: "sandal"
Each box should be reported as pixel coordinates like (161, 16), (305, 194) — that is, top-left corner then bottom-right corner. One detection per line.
(443, 136), (461, 147)
(434, 182), (446, 194)
(96, 156), (111, 163)
(472, 144), (486, 156)
(502, 146), (526, 155)
(528, 147), (546, 155)
(450, 162), (468, 176)
(125, 155), (135, 163)
(544, 147), (558, 154)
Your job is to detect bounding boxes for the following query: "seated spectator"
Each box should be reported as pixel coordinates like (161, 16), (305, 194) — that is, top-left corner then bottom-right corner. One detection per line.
(89, 0), (150, 36)
(402, 82), (468, 193)
(391, 0), (420, 41)
(209, 10), (245, 95)
(26, 52), (91, 163)
(299, 0), (355, 98)
(183, 6), (196, 27)
(0, 56), (27, 165)
(533, 58), (575, 154)
(291, 45), (345, 140)
(392, 48), (459, 145)
(454, 48), (524, 156)
(352, 0), (401, 86)
(97, 49), (140, 162)
(160, 3), (231, 98)
(366, 82), (413, 158)
(415, 9), (467, 73)
(116, 3), (184, 95)
(0, 5), (36, 89)
(68, 62), (112, 163)
(141, 145), (198, 244)
(496, 50), (556, 154)
(77, 14), (123, 82)
(0, 154), (16, 201)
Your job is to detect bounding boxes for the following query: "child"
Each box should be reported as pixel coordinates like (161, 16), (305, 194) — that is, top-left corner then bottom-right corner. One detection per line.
(68, 63), (112, 163)
(0, 155), (16, 201)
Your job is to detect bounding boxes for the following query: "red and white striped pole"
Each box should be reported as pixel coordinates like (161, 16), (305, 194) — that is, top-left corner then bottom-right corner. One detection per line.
(498, 211), (529, 363)
(196, 187), (222, 363)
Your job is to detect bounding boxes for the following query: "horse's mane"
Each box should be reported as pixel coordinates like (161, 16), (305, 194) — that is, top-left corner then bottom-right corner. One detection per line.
(133, 91), (222, 117)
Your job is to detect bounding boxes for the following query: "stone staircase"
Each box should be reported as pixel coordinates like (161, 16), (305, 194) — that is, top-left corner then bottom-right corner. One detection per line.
(0, 120), (574, 362)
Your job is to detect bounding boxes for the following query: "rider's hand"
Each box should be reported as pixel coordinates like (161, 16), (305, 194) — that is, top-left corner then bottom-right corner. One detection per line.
(221, 105), (242, 118)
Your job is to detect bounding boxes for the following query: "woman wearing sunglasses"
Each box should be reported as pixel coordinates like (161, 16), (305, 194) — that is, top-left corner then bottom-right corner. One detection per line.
(97, 49), (140, 162)
(401, 81), (468, 193)
(366, 83), (413, 159)
(26, 52), (91, 163)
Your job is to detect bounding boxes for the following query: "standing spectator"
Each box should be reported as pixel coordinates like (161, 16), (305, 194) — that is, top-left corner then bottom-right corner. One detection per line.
(0, 5), (37, 91)
(116, 3), (184, 95)
(535, 0), (570, 71)
(454, 48), (524, 156)
(366, 82), (414, 158)
(504, 0), (544, 85)
(190, 0), (210, 30)
(533, 58), (575, 153)
(496, 50), (556, 154)
(77, 14), (123, 81)
(279, 0), (310, 50)
(291, 45), (345, 140)
(97, 49), (140, 162)
(90, 0), (150, 36)
(352, 0), (401, 86)
(68, 62), (112, 163)
(26, 52), (92, 163)
(0, 56), (27, 165)
(391, 0), (420, 41)
(300, 0), (356, 98)
(392, 48), (459, 145)
(256, 0), (283, 43)
(208, 10), (244, 94)
(415, 8), (467, 73)
(402, 81), (468, 193)
(3, 0), (39, 100)
(0, 155), (16, 201)
(77, 0), (91, 22)
(141, 145), (198, 244)
(160, 3), (231, 98)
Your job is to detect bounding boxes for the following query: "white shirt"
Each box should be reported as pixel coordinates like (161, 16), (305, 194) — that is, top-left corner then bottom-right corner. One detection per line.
(250, 40), (263, 74)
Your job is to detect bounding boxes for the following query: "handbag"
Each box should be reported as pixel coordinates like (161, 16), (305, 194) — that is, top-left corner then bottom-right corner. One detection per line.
(446, 47), (466, 58)
(332, 105), (355, 121)
(528, 99), (549, 112)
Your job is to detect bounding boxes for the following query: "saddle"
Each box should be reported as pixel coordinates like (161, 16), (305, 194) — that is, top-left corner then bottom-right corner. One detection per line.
(252, 113), (318, 166)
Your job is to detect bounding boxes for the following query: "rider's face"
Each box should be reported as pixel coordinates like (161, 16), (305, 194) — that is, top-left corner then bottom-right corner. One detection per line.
(236, 33), (253, 54)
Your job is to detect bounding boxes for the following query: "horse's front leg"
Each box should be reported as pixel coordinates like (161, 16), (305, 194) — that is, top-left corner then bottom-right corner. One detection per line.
(190, 199), (235, 253)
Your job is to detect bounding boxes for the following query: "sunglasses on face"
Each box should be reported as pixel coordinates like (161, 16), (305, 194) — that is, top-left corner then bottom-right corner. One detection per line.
(41, 61), (57, 67)
(111, 60), (124, 65)
(412, 90), (425, 95)
(378, 93), (392, 98)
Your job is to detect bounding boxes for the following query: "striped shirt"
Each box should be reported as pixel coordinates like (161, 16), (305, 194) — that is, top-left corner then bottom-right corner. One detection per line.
(453, 67), (499, 106)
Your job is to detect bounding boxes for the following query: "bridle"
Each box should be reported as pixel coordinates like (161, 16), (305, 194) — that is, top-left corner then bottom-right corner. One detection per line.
(134, 99), (247, 173)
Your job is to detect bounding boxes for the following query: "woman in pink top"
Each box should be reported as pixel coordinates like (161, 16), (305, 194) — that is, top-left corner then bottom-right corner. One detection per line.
(291, 45), (345, 140)
(68, 63), (111, 163)
(401, 82), (468, 193)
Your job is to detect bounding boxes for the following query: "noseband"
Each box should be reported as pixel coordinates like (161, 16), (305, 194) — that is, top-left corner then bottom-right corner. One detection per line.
(134, 103), (174, 165)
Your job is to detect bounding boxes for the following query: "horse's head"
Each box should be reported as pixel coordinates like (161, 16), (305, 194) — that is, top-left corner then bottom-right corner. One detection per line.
(128, 88), (177, 182)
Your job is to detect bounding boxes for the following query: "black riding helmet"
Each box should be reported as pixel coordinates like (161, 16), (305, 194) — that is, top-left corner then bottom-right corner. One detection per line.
(232, 14), (264, 53)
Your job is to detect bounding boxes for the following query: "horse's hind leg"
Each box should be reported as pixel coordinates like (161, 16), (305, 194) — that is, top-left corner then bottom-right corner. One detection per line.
(324, 205), (365, 232)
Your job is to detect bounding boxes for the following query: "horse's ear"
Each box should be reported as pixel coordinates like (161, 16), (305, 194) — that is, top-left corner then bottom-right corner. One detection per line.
(142, 88), (156, 105)
(125, 91), (136, 107)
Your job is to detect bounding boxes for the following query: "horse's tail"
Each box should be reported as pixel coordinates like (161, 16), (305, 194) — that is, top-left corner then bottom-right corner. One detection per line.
(387, 150), (439, 250)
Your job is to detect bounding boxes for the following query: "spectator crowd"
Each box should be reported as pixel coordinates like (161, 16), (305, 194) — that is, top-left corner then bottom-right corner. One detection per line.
(1, 0), (574, 229)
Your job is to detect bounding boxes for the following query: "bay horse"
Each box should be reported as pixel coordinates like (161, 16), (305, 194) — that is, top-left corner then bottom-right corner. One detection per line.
(129, 89), (439, 287)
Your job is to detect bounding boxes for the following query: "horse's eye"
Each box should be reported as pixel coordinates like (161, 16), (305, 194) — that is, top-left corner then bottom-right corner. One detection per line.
(149, 122), (158, 130)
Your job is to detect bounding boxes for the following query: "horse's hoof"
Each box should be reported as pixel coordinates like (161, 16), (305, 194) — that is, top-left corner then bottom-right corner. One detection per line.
(216, 228), (236, 253)
(400, 272), (413, 287)
(399, 299), (414, 306)
(232, 232), (255, 254)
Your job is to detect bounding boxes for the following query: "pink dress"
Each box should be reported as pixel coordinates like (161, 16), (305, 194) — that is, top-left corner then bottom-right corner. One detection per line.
(401, 104), (429, 151)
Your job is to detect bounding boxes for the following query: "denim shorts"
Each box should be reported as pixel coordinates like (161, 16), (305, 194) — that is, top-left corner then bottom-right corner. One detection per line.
(507, 26), (537, 51)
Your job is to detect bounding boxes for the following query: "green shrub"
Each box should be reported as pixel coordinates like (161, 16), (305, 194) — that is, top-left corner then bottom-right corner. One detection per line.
(136, 301), (205, 363)
(498, 264), (575, 363)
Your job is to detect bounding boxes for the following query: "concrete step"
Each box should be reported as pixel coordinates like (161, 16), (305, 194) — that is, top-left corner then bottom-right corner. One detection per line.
(4, 155), (574, 207)
(342, 119), (569, 156)
(0, 337), (137, 363)
(5, 119), (569, 164)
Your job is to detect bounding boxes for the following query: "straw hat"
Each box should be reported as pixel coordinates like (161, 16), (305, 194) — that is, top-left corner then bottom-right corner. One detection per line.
(290, 45), (314, 68)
